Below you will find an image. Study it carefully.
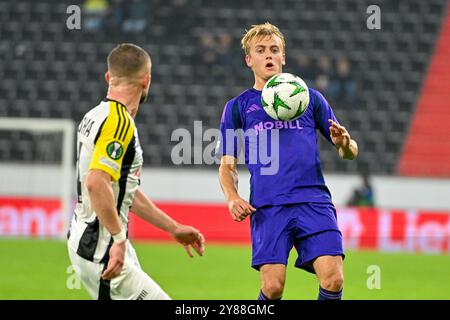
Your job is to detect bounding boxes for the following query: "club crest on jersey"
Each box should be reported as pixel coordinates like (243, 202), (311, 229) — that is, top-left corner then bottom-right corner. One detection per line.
(106, 141), (123, 160)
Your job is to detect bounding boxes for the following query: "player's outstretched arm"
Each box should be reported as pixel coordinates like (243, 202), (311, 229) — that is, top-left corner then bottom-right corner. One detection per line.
(219, 155), (256, 222)
(86, 169), (126, 280)
(131, 189), (205, 257)
(328, 119), (358, 160)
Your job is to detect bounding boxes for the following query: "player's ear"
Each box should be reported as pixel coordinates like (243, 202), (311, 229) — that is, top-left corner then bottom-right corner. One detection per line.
(245, 54), (252, 67)
(143, 73), (151, 89)
(282, 53), (286, 66)
(144, 74), (152, 89)
(105, 71), (110, 84)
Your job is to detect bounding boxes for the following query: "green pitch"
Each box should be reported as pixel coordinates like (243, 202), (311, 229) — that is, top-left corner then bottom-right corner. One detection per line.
(0, 239), (449, 300)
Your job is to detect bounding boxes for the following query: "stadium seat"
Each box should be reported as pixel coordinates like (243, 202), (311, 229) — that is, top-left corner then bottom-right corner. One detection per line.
(1, 0), (447, 174)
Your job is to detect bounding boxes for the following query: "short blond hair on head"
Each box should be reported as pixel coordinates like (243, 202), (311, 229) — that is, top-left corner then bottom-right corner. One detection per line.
(241, 22), (286, 55)
(107, 43), (151, 78)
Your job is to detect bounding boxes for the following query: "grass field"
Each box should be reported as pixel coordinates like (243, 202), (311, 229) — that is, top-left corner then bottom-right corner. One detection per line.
(0, 239), (449, 300)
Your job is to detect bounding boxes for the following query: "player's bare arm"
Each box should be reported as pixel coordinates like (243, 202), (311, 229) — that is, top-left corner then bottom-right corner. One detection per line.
(328, 119), (358, 160)
(219, 155), (256, 222)
(131, 188), (205, 257)
(86, 169), (126, 280)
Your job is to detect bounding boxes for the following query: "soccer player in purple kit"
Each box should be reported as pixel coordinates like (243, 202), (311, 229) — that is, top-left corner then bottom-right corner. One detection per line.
(216, 23), (358, 300)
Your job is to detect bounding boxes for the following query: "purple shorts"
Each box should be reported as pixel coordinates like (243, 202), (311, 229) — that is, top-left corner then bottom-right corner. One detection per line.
(250, 202), (344, 273)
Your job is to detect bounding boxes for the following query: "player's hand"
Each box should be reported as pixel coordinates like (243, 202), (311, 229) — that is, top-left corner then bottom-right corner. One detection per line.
(102, 241), (126, 280)
(228, 197), (256, 222)
(172, 225), (205, 258)
(329, 119), (351, 149)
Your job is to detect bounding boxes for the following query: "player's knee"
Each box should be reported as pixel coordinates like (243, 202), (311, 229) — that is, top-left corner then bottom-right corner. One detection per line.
(321, 273), (344, 292)
(262, 279), (285, 299)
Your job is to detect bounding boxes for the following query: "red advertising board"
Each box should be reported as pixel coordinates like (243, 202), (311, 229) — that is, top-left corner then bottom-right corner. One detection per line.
(1, 197), (449, 254)
(337, 207), (450, 253)
(128, 202), (251, 243)
(0, 197), (62, 237)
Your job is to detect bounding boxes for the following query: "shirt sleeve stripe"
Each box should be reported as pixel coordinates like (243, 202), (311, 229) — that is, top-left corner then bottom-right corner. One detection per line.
(118, 104), (129, 141)
(93, 118), (107, 145)
(114, 103), (122, 139)
(121, 112), (131, 141)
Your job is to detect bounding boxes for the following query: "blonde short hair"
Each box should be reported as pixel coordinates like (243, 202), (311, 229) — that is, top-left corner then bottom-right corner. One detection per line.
(107, 43), (151, 78)
(241, 22), (286, 55)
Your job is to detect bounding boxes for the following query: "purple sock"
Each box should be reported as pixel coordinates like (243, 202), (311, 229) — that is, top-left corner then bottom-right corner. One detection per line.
(318, 287), (342, 300)
(258, 290), (269, 300)
(258, 289), (282, 300)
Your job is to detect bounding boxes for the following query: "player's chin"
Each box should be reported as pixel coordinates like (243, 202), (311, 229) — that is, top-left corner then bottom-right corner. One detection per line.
(264, 68), (280, 78)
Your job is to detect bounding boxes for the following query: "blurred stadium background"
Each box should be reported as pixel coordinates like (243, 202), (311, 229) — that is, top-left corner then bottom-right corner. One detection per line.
(0, 0), (450, 299)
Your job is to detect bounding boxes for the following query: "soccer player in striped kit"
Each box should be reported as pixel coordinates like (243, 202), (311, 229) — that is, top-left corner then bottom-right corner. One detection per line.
(68, 43), (205, 300)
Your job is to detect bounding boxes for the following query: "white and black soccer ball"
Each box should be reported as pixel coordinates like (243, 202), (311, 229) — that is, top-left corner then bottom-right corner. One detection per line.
(261, 73), (310, 121)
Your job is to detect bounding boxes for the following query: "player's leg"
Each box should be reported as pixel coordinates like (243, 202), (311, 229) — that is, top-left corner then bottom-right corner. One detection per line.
(292, 203), (345, 300)
(110, 265), (170, 300)
(67, 245), (104, 299)
(313, 255), (344, 300)
(68, 241), (169, 300)
(250, 205), (295, 300)
(259, 264), (286, 300)
(294, 230), (345, 300)
(110, 241), (170, 300)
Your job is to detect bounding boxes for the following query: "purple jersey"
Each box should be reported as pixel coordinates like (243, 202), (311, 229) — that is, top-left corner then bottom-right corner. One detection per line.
(216, 87), (338, 208)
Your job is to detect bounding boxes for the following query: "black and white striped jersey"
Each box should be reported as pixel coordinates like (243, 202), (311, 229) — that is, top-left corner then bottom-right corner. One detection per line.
(68, 99), (143, 263)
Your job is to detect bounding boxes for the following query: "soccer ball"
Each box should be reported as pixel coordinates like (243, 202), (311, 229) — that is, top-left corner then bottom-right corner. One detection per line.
(261, 73), (309, 121)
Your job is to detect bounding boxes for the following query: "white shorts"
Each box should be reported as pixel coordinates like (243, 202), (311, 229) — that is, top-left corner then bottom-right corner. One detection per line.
(68, 240), (170, 300)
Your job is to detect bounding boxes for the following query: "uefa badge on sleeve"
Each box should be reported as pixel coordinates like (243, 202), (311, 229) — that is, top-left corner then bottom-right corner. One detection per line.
(106, 141), (123, 160)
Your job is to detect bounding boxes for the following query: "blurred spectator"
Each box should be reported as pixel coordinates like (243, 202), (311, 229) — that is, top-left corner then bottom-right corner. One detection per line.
(330, 56), (356, 103)
(317, 55), (333, 77)
(315, 74), (330, 96)
(122, 0), (149, 33)
(292, 54), (316, 86)
(347, 172), (375, 207)
(216, 33), (236, 71)
(199, 32), (217, 67)
(83, 0), (109, 32)
(314, 55), (333, 97)
(347, 188), (363, 207)
(107, 0), (125, 33)
(166, 0), (194, 42)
